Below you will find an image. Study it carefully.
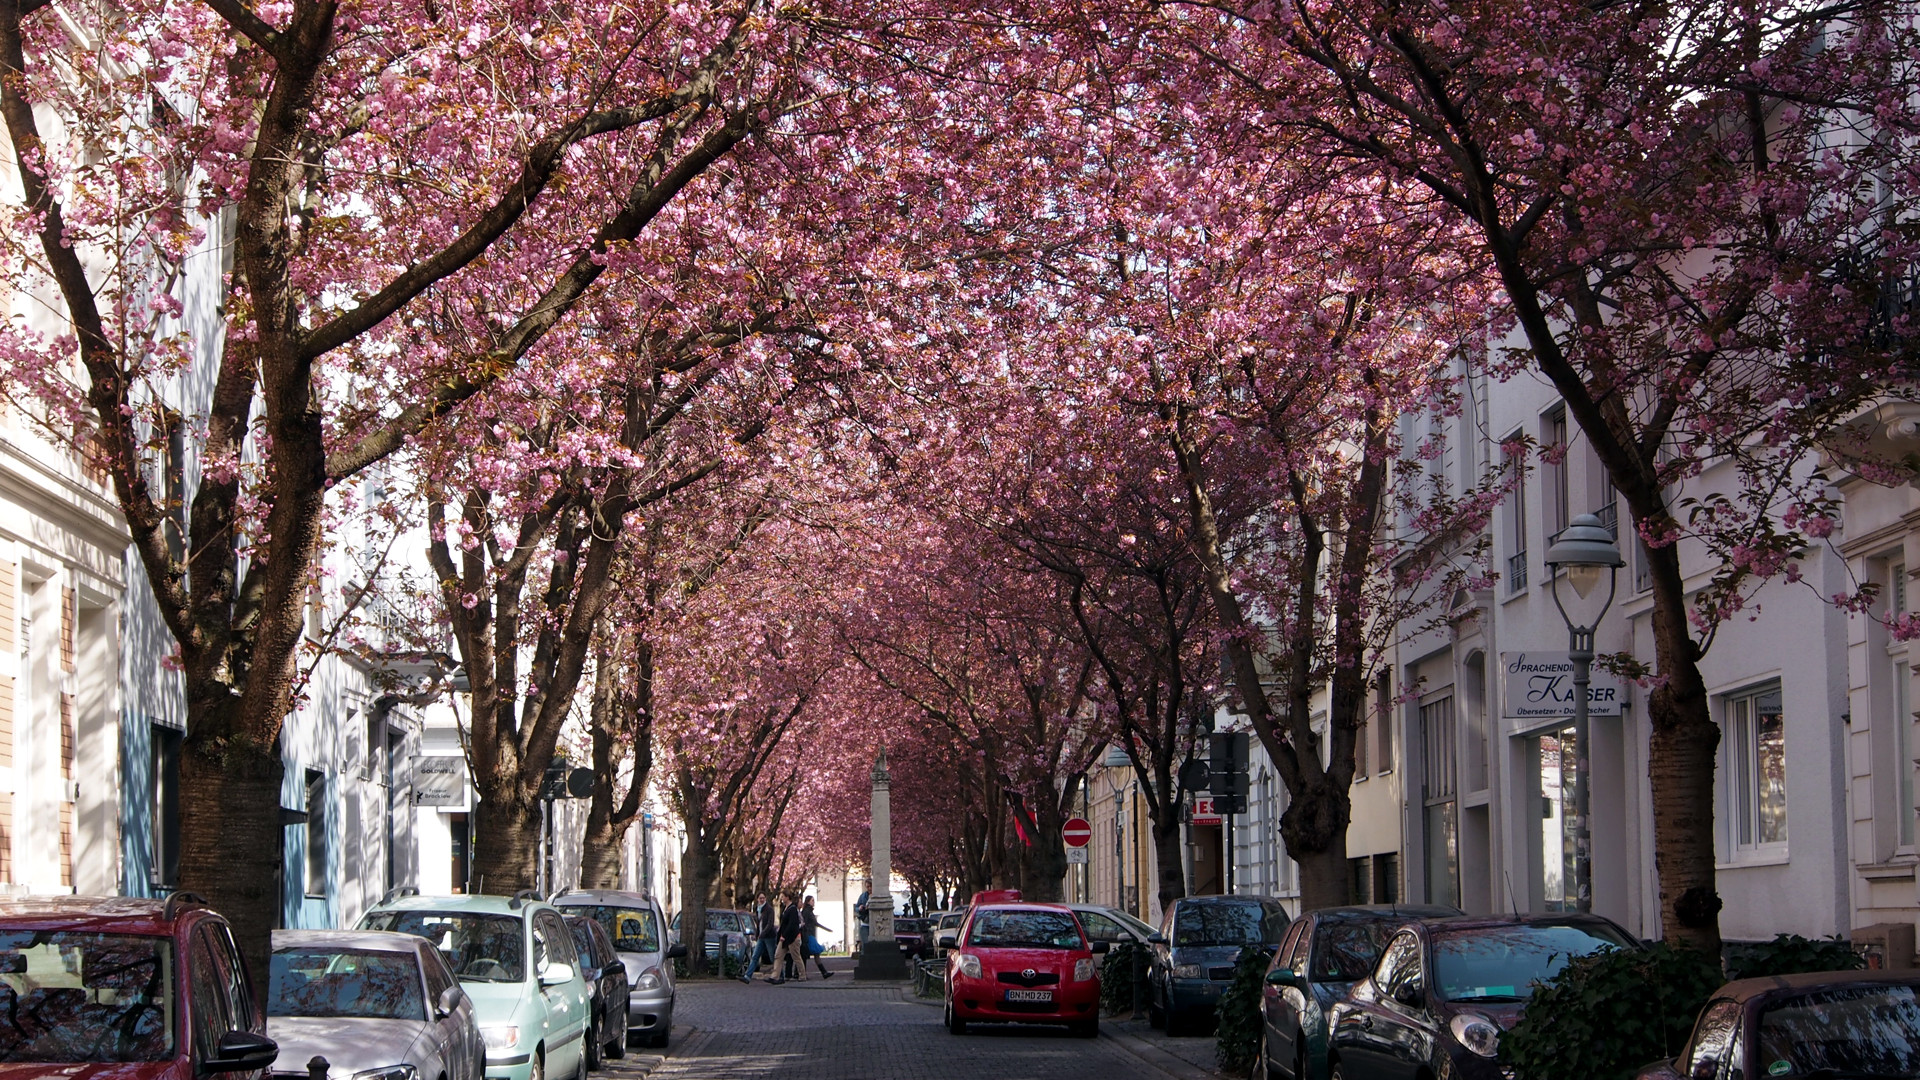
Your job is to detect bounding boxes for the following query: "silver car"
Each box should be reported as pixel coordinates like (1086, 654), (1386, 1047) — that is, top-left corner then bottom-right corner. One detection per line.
(268, 929), (484, 1080)
(555, 890), (684, 1049)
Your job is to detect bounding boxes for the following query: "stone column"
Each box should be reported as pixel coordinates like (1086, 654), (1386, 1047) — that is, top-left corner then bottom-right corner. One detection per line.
(854, 747), (908, 980)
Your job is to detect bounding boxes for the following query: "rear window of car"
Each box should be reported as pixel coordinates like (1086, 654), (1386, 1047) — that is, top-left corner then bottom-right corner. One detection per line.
(561, 906), (661, 954)
(1755, 984), (1920, 1077)
(967, 910), (1085, 949)
(1312, 918), (1402, 982)
(0, 931), (173, 1063)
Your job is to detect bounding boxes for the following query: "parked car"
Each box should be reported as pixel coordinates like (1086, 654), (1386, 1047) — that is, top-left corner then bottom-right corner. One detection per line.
(267, 928), (484, 1080)
(1632, 969), (1920, 1080)
(667, 908), (753, 970)
(894, 916), (928, 958)
(1327, 913), (1639, 1080)
(1063, 904), (1159, 947)
(945, 901), (1107, 1038)
(1253, 905), (1463, 1080)
(930, 911), (966, 956)
(562, 916), (629, 1069)
(555, 890), (684, 1050)
(359, 890), (591, 1080)
(1148, 894), (1292, 1036)
(0, 893), (278, 1074)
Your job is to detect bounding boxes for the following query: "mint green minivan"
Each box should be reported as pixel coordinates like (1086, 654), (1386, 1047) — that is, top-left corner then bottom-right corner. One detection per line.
(360, 891), (591, 1080)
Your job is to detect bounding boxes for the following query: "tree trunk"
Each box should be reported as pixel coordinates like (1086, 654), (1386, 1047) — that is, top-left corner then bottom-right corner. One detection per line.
(1647, 594), (1723, 952)
(680, 834), (718, 976)
(470, 789), (539, 895)
(579, 816), (630, 891)
(178, 737), (283, 1007)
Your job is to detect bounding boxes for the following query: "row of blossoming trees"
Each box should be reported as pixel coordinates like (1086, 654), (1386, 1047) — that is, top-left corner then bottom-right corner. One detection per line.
(2, 0), (1915, 978)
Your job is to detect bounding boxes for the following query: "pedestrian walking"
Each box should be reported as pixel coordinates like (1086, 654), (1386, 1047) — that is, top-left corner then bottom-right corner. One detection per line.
(744, 892), (777, 983)
(771, 892), (807, 983)
(854, 882), (870, 954)
(802, 896), (835, 979)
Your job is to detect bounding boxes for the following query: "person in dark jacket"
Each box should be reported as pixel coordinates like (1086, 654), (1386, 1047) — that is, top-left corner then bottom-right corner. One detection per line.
(744, 893), (777, 983)
(801, 895), (835, 979)
(770, 892), (807, 983)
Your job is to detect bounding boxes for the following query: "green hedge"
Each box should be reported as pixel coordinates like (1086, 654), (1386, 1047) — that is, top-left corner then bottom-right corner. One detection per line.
(1503, 934), (1868, 1080)
(1101, 942), (1147, 1015)
(1215, 947), (1270, 1074)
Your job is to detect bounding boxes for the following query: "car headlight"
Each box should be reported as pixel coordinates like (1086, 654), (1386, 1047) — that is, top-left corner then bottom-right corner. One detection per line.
(637, 965), (664, 991)
(352, 1068), (417, 1080)
(1074, 958), (1096, 983)
(955, 953), (982, 980)
(1172, 963), (1203, 979)
(480, 1025), (520, 1052)
(1450, 1013), (1501, 1058)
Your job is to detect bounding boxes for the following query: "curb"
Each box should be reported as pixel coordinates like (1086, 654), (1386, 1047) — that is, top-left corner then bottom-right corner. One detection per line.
(1100, 1023), (1225, 1080)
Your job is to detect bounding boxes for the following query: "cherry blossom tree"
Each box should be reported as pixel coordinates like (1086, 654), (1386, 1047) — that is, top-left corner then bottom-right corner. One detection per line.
(1123, 0), (1920, 947)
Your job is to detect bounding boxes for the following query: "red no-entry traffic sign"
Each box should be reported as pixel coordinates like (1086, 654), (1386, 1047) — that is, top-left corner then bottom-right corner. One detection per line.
(1062, 817), (1093, 847)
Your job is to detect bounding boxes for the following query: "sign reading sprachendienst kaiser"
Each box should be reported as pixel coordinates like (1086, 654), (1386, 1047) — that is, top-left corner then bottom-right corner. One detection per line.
(1502, 652), (1625, 718)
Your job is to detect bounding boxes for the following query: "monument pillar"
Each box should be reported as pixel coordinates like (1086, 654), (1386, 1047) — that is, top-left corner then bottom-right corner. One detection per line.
(854, 747), (908, 980)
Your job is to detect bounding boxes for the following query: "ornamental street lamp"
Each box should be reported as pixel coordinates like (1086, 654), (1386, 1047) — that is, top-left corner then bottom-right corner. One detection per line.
(1544, 513), (1624, 914)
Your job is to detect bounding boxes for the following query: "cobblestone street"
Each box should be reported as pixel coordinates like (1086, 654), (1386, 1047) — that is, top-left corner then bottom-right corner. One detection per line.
(644, 965), (1212, 1080)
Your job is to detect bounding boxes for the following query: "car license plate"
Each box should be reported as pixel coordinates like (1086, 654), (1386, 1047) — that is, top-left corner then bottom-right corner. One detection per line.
(1005, 989), (1053, 1003)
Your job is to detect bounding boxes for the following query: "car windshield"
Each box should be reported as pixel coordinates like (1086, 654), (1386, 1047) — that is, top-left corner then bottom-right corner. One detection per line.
(563, 907), (661, 954)
(1175, 903), (1282, 947)
(1314, 919), (1402, 982)
(1755, 984), (1920, 1077)
(0, 931), (173, 1063)
(967, 910), (1085, 949)
(269, 947), (425, 1021)
(1432, 923), (1631, 1001)
(361, 911), (525, 983)
(708, 912), (741, 933)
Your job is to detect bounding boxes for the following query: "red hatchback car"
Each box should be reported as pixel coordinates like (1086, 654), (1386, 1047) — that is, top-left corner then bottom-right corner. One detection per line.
(944, 902), (1105, 1038)
(0, 894), (278, 1078)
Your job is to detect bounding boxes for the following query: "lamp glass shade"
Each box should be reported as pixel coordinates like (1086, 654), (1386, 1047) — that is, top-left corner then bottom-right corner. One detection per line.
(1567, 563), (1604, 599)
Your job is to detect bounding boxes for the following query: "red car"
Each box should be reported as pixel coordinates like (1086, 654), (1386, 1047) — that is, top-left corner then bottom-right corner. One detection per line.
(944, 902), (1105, 1038)
(0, 893), (278, 1077)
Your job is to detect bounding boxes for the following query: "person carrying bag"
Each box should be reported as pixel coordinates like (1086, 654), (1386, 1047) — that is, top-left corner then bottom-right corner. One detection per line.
(801, 896), (835, 978)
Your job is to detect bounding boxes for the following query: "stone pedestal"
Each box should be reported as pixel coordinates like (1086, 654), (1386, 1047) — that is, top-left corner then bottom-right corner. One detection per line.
(854, 748), (909, 981)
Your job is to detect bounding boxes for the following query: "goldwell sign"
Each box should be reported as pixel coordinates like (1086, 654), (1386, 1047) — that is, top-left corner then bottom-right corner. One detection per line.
(1501, 652), (1625, 719)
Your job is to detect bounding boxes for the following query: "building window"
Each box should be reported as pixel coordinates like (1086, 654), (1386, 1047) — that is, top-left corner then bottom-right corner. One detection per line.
(450, 812), (470, 895)
(1374, 853), (1400, 904)
(1376, 672), (1394, 774)
(1727, 685), (1787, 851)
(1349, 856), (1373, 904)
(1504, 434), (1528, 593)
(150, 725), (181, 889)
(1897, 660), (1914, 848)
(1421, 694), (1459, 906)
(304, 770), (326, 897)
(1543, 407), (1570, 541)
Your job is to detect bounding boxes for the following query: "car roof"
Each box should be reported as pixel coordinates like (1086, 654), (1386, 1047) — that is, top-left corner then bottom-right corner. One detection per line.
(367, 893), (546, 917)
(274, 928), (430, 953)
(0, 895), (191, 936)
(1177, 894), (1284, 906)
(1714, 970), (1920, 1003)
(1310, 905), (1465, 920)
(554, 890), (659, 907)
(973, 903), (1075, 915)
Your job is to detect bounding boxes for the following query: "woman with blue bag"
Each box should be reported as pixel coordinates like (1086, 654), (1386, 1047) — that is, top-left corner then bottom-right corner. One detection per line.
(802, 896), (836, 978)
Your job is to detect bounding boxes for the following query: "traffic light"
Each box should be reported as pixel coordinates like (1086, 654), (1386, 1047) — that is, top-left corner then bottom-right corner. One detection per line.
(1208, 731), (1250, 815)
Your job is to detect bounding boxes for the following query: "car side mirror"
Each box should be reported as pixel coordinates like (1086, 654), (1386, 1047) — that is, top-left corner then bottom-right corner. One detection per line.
(205, 1030), (279, 1073)
(665, 943), (688, 960)
(539, 963), (576, 987)
(1090, 941), (1109, 954)
(1392, 982), (1425, 1009)
(1147, 933), (1167, 946)
(1267, 969), (1303, 989)
(435, 984), (463, 1019)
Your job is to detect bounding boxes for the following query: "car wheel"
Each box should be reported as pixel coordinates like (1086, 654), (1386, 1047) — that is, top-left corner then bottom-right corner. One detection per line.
(584, 1017), (603, 1072)
(529, 1051), (544, 1080)
(1252, 1027), (1268, 1080)
(606, 1015), (625, 1061)
(945, 995), (968, 1035)
(1165, 1002), (1187, 1038)
(1148, 992), (1166, 1029)
(1294, 1040), (1308, 1080)
(1327, 1060), (1342, 1080)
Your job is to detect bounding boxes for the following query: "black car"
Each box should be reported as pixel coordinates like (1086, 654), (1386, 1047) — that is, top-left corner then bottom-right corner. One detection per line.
(566, 913), (632, 1069)
(1257, 904), (1463, 1080)
(1326, 914), (1639, 1080)
(1147, 894), (1292, 1036)
(1633, 969), (1920, 1080)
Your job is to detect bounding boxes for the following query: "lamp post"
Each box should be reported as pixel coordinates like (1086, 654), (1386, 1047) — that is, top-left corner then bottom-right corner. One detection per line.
(1544, 513), (1624, 914)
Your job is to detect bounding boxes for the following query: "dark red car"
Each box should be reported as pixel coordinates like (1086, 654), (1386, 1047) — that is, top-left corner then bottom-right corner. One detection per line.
(944, 902), (1106, 1038)
(0, 894), (278, 1077)
(1634, 969), (1920, 1080)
